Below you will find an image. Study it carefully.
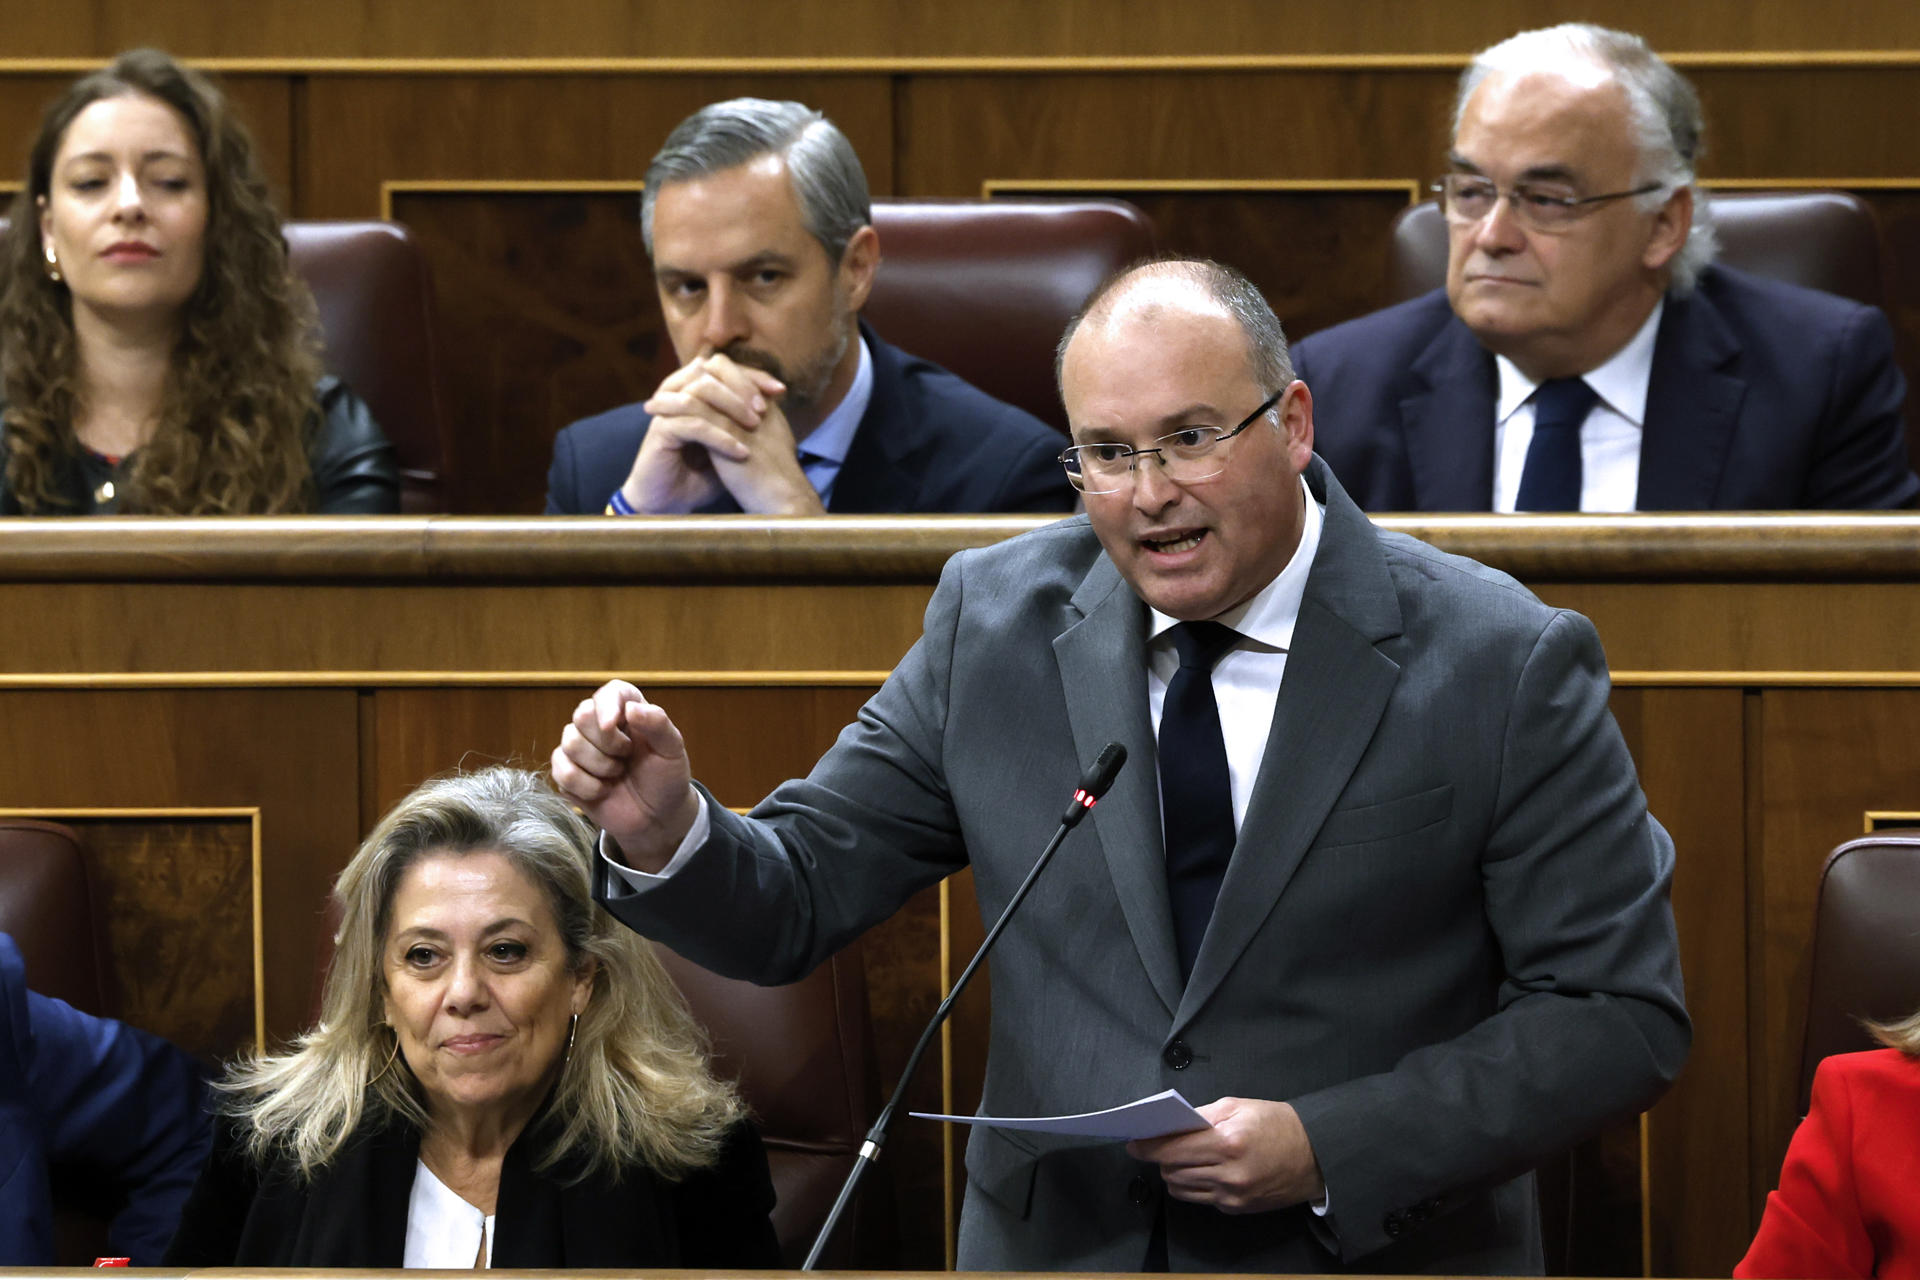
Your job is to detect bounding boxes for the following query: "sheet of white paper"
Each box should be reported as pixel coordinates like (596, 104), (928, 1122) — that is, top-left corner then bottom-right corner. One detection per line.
(909, 1088), (1210, 1141)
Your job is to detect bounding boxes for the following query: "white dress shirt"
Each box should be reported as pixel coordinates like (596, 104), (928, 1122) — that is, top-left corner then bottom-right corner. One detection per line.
(1492, 300), (1663, 513)
(403, 1159), (494, 1268)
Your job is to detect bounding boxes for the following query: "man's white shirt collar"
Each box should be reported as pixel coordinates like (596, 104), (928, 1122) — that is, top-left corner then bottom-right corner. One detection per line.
(1147, 475), (1323, 650)
(1494, 298), (1664, 428)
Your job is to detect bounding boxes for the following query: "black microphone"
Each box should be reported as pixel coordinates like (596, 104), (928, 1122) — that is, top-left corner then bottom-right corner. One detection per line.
(802, 742), (1129, 1270)
(1061, 741), (1128, 831)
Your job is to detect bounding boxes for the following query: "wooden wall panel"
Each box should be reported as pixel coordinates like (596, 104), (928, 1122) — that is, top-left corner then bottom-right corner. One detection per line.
(390, 189), (663, 514)
(1753, 689), (1920, 1217)
(0, 688), (360, 1045)
(76, 818), (255, 1059)
(300, 75), (893, 221)
(0, 580), (933, 674)
(6, 0), (1920, 59)
(1614, 688), (1753, 1278)
(363, 685), (878, 815)
(0, 815), (258, 1060)
(898, 73), (1456, 194)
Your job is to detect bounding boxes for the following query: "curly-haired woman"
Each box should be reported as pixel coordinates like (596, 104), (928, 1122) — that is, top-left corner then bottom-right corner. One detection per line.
(0, 49), (397, 515)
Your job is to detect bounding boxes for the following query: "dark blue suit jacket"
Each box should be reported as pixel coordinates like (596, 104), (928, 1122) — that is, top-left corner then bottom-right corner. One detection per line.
(0, 934), (212, 1265)
(546, 323), (1076, 514)
(1293, 266), (1920, 511)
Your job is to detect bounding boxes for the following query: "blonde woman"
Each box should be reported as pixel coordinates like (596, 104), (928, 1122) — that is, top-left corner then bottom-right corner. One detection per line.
(165, 767), (775, 1267)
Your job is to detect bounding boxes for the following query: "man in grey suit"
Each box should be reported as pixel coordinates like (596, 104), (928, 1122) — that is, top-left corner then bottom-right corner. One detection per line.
(554, 258), (1690, 1272)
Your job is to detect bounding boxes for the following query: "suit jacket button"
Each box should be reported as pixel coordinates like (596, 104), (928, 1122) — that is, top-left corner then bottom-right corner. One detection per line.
(1127, 1175), (1151, 1205)
(1163, 1040), (1193, 1070)
(1383, 1211), (1404, 1239)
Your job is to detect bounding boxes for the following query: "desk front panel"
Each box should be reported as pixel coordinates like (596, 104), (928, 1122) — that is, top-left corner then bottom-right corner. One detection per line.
(3, 516), (1916, 1274)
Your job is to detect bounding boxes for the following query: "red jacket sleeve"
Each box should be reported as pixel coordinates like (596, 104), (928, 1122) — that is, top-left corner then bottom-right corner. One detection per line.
(1736, 1054), (1873, 1279)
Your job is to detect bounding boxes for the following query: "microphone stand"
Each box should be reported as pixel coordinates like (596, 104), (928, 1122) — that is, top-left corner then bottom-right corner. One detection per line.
(801, 744), (1126, 1270)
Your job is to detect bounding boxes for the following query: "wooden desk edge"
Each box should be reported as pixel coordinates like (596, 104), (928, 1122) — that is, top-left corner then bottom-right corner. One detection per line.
(0, 513), (1917, 582)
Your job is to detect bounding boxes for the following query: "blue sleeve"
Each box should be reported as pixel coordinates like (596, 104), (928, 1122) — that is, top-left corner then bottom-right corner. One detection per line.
(25, 986), (215, 1264)
(0, 942), (53, 1264)
(546, 424), (583, 514)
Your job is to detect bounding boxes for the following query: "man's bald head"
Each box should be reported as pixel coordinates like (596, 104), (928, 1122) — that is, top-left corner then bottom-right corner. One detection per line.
(1056, 257), (1293, 402)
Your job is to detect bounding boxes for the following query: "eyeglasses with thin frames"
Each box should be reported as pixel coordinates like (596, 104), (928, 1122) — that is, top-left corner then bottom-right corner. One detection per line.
(1059, 387), (1285, 495)
(1433, 173), (1666, 233)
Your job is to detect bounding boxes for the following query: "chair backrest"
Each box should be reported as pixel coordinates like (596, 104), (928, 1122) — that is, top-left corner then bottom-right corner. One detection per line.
(652, 943), (881, 1267)
(1798, 830), (1920, 1111)
(0, 819), (108, 1016)
(0, 216), (450, 512)
(1385, 190), (1887, 308)
(865, 198), (1157, 433)
(284, 221), (452, 512)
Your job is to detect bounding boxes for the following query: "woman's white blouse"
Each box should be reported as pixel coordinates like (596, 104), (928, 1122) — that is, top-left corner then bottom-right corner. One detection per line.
(403, 1158), (496, 1268)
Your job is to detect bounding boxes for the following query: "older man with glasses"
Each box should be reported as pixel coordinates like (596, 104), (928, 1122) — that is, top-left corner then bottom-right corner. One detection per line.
(556, 255), (1690, 1274)
(1293, 22), (1918, 512)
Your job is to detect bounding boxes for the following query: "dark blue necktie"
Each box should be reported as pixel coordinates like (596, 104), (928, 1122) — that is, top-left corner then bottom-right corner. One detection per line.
(1514, 377), (1598, 512)
(1159, 621), (1240, 983)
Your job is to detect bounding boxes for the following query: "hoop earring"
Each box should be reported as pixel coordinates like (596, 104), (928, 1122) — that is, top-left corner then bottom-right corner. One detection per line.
(43, 245), (61, 283)
(370, 1025), (401, 1085)
(563, 1012), (579, 1067)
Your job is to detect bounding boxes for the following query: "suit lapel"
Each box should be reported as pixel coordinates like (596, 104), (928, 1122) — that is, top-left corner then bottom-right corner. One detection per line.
(1399, 317), (1499, 510)
(1634, 290), (1747, 510)
(1177, 462), (1405, 1026)
(1053, 553), (1183, 1015)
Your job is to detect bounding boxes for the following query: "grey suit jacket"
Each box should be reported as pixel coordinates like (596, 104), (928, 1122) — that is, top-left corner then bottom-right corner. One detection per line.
(598, 457), (1690, 1273)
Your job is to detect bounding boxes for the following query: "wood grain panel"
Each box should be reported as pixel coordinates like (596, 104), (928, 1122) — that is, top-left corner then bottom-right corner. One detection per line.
(62, 816), (255, 1059)
(389, 188), (663, 514)
(0, 580), (932, 675)
(1532, 582), (1920, 675)
(1692, 69), (1920, 179)
(1612, 688), (1752, 1278)
(0, 688), (360, 1045)
(363, 685), (876, 812)
(1752, 689), (1920, 1218)
(299, 76), (893, 221)
(8, 0), (1920, 58)
(899, 73), (1458, 194)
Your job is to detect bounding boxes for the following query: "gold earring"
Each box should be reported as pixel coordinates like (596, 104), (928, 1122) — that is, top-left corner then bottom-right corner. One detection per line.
(43, 245), (61, 283)
(370, 1025), (401, 1085)
(563, 1012), (579, 1067)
